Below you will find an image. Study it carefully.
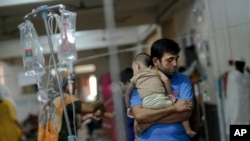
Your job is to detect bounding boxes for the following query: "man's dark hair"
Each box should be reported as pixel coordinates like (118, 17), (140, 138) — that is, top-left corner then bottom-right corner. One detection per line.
(120, 67), (133, 84)
(134, 52), (153, 67)
(151, 38), (181, 60)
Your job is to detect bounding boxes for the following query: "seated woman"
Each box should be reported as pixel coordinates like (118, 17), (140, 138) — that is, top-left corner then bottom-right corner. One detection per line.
(38, 71), (105, 141)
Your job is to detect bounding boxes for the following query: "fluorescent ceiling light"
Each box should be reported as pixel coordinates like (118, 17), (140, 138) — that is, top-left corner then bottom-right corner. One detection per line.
(74, 64), (96, 74)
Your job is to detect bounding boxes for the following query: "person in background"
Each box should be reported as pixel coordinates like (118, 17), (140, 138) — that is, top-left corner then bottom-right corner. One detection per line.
(130, 38), (194, 141)
(38, 71), (105, 141)
(225, 57), (250, 137)
(0, 84), (22, 141)
(120, 67), (136, 141)
(99, 72), (116, 141)
(98, 68), (136, 141)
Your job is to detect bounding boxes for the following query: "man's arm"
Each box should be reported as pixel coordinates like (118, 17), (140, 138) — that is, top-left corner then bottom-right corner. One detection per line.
(136, 110), (192, 131)
(131, 100), (192, 124)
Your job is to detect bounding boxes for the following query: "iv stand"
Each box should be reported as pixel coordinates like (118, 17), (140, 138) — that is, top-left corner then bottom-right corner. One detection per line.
(24, 5), (76, 141)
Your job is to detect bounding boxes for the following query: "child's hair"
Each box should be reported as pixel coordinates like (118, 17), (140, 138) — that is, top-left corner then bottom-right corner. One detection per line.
(134, 52), (153, 67)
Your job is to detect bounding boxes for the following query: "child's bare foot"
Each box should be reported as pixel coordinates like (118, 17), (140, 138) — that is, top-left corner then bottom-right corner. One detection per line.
(186, 129), (197, 138)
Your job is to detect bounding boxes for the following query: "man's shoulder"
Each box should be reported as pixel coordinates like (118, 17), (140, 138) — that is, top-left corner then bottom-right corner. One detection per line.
(173, 72), (191, 82)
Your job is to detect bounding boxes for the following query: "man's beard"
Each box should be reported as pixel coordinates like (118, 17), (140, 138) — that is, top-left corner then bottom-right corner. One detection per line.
(163, 69), (176, 78)
(158, 64), (177, 77)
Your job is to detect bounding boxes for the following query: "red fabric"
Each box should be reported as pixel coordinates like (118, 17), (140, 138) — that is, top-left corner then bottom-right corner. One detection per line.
(100, 72), (116, 141)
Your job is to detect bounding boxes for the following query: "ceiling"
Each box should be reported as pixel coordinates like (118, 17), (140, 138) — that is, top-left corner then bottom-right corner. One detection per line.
(0, 0), (180, 41)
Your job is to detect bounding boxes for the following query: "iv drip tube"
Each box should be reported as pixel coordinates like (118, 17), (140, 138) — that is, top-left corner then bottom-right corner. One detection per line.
(67, 73), (77, 138)
(34, 5), (74, 140)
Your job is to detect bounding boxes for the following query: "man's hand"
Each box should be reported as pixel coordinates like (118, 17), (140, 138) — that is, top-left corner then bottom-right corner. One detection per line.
(173, 100), (193, 112)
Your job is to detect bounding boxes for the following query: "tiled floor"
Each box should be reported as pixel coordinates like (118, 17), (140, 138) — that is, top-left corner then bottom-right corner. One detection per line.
(77, 124), (209, 141)
(24, 123), (209, 141)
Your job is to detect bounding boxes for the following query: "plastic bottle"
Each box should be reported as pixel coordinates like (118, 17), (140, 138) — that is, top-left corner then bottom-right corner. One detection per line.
(18, 20), (45, 76)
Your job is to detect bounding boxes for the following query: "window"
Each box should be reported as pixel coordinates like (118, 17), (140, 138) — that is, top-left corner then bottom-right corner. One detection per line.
(80, 75), (97, 102)
(74, 64), (96, 74)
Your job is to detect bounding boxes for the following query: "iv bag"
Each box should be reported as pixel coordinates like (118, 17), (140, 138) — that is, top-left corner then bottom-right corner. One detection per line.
(18, 20), (45, 76)
(57, 10), (77, 63)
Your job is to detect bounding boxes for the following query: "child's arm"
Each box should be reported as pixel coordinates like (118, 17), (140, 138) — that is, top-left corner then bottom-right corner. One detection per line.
(125, 81), (136, 109)
(157, 70), (172, 95)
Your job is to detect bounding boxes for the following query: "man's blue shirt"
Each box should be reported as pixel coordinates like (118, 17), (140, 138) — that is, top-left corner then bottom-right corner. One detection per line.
(130, 72), (193, 141)
(123, 98), (135, 141)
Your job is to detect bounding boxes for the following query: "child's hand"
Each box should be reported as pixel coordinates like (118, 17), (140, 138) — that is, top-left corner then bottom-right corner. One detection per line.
(167, 95), (176, 103)
(127, 108), (134, 118)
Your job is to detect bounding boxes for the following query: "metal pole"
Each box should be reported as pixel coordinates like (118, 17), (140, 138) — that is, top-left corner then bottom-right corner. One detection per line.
(103, 0), (127, 141)
(38, 6), (74, 140)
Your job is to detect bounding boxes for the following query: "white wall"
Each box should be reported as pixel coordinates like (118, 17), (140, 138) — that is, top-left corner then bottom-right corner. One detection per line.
(171, 0), (217, 104)
(205, 0), (250, 75)
(171, 1), (250, 140)
(204, 1), (250, 140)
(171, 0), (250, 104)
